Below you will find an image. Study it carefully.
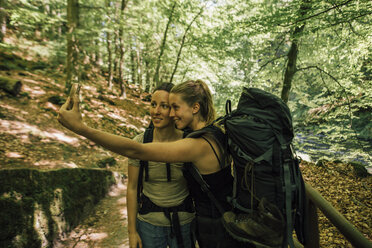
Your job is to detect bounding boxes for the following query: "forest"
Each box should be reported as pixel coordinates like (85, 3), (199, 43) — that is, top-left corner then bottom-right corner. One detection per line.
(0, 0), (371, 247)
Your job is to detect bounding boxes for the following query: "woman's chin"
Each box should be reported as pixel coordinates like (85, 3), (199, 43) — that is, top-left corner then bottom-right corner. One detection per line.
(175, 122), (185, 130)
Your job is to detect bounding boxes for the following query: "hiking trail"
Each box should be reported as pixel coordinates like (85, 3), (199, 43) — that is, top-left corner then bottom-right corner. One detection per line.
(55, 179), (130, 248)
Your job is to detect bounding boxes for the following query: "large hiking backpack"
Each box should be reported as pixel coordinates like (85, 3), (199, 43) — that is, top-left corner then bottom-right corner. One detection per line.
(215, 87), (307, 247)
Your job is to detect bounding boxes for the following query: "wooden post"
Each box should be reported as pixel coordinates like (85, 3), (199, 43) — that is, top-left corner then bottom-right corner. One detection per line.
(307, 197), (320, 248)
(305, 183), (372, 248)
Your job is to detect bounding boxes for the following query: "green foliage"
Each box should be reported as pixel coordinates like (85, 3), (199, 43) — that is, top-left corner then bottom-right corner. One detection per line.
(3, 0), (370, 164)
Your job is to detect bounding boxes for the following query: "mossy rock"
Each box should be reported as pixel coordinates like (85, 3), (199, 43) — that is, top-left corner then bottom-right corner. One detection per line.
(349, 161), (369, 178)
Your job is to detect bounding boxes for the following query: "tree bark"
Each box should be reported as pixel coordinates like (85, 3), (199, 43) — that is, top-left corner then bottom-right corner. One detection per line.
(0, 0), (7, 43)
(130, 46), (136, 85)
(281, 0), (311, 103)
(144, 58), (150, 93)
(170, 8), (203, 84)
(136, 47), (143, 87)
(105, 0), (115, 90)
(153, 2), (177, 87)
(66, 0), (79, 92)
(106, 31), (113, 90)
(0, 76), (22, 96)
(118, 0), (128, 99)
(281, 31), (302, 103)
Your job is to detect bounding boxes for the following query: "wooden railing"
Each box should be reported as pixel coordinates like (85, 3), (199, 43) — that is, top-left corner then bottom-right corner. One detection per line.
(293, 183), (372, 248)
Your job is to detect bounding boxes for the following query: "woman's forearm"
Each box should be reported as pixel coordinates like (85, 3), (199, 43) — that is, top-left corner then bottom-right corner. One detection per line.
(127, 186), (138, 234)
(79, 125), (142, 158)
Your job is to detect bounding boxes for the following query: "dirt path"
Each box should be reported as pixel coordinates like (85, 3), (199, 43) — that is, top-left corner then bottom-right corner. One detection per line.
(55, 179), (129, 248)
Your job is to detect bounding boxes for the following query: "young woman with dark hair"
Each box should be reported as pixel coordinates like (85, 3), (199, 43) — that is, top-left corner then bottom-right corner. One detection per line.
(58, 80), (247, 248)
(127, 83), (194, 248)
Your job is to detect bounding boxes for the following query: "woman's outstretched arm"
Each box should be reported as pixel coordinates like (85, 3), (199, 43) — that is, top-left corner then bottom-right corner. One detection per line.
(57, 95), (212, 166)
(58, 95), (144, 158)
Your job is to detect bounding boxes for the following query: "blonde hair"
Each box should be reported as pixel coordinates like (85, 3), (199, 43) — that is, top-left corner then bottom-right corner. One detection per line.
(171, 80), (216, 125)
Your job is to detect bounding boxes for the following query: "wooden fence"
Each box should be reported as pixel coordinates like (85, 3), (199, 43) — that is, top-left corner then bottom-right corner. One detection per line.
(293, 183), (372, 248)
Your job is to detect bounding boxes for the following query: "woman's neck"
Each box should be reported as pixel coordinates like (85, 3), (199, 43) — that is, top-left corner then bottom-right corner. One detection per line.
(190, 117), (207, 131)
(153, 125), (182, 142)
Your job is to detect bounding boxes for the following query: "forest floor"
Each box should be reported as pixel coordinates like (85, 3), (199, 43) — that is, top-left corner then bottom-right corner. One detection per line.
(0, 42), (371, 247)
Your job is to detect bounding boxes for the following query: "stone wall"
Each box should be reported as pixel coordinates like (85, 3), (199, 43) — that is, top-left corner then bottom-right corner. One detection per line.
(0, 168), (118, 248)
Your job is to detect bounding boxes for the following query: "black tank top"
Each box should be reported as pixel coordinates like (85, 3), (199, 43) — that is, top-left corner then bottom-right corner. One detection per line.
(183, 165), (233, 218)
(183, 125), (233, 218)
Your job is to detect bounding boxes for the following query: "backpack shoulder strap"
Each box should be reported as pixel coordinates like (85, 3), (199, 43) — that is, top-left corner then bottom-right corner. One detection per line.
(187, 125), (226, 169)
(200, 136), (222, 168)
(137, 127), (153, 201)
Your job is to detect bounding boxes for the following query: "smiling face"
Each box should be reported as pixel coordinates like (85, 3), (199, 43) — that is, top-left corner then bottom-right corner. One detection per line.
(169, 93), (195, 130)
(150, 90), (173, 129)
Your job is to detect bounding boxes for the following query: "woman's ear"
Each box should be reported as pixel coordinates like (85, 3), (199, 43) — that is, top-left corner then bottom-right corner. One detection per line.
(192, 102), (200, 114)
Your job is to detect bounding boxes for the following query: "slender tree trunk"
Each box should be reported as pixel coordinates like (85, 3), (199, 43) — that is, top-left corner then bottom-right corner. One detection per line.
(144, 58), (151, 93)
(281, 0), (311, 103)
(105, 0), (113, 90)
(106, 33), (113, 90)
(54, 9), (62, 37)
(0, 0), (6, 43)
(118, 0), (128, 98)
(43, 0), (51, 37)
(170, 8), (203, 84)
(137, 47), (142, 86)
(130, 46), (136, 84)
(153, 2), (177, 87)
(66, 0), (79, 91)
(113, 30), (118, 76)
(94, 39), (100, 66)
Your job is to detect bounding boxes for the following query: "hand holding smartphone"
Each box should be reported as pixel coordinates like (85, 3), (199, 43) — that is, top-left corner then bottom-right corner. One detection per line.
(67, 83), (81, 110)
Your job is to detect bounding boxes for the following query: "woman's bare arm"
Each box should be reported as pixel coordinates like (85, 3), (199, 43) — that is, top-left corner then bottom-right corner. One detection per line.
(57, 95), (218, 171)
(127, 165), (142, 248)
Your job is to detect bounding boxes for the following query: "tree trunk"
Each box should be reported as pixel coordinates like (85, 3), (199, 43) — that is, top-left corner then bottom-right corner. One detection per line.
(0, 0), (7, 43)
(0, 76), (22, 96)
(106, 32), (113, 90)
(170, 8), (203, 84)
(153, 2), (177, 87)
(66, 0), (79, 92)
(281, 33), (301, 103)
(130, 46), (136, 84)
(281, 0), (311, 103)
(118, 0), (128, 99)
(144, 58), (150, 93)
(94, 39), (100, 66)
(105, 0), (113, 90)
(137, 47), (142, 86)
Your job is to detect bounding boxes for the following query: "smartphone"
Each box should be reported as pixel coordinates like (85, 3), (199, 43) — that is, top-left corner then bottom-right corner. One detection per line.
(67, 83), (81, 110)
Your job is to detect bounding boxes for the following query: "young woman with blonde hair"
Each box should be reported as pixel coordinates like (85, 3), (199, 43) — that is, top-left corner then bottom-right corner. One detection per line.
(58, 80), (247, 248)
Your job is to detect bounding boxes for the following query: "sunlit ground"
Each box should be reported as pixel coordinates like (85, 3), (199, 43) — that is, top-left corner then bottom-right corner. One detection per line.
(54, 180), (129, 248)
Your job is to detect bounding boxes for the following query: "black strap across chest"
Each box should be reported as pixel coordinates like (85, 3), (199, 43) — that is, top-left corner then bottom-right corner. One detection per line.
(137, 128), (189, 201)
(136, 127), (193, 248)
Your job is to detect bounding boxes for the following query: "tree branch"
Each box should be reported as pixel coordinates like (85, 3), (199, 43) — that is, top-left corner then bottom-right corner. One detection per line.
(283, 0), (354, 27)
(258, 54), (286, 72)
(297, 65), (353, 127)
